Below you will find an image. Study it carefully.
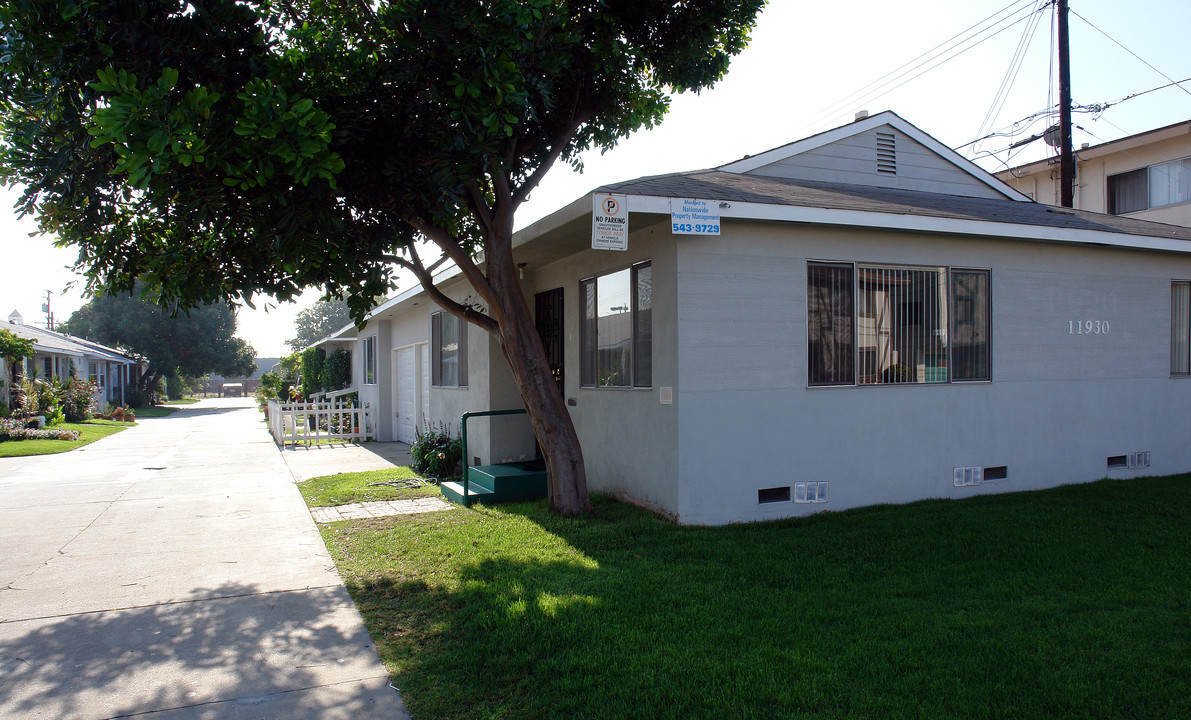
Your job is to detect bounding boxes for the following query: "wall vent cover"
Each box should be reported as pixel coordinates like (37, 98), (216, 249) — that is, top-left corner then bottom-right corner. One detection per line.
(876, 131), (897, 175)
(758, 486), (791, 504)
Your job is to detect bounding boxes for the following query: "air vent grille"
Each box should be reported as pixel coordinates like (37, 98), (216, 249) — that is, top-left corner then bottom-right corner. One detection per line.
(876, 131), (897, 175)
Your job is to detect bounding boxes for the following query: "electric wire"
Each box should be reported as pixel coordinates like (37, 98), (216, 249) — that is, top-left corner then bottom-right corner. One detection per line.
(1070, 9), (1191, 100)
(792, 0), (1043, 134)
(974, 0), (1049, 143)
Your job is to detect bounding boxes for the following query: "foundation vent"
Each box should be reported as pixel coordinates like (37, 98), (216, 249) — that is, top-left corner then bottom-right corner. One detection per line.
(983, 466), (1008, 481)
(953, 466), (983, 487)
(876, 131), (897, 175)
(758, 486), (791, 504)
(1108, 452), (1150, 469)
(794, 481), (828, 503)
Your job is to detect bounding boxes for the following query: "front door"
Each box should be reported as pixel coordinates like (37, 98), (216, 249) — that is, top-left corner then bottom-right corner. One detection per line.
(534, 287), (564, 394)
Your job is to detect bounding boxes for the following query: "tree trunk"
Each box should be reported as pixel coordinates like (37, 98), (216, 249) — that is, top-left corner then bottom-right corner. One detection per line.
(485, 245), (592, 516)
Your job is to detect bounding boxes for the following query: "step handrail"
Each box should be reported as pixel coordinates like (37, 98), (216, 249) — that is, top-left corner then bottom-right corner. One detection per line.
(460, 409), (528, 507)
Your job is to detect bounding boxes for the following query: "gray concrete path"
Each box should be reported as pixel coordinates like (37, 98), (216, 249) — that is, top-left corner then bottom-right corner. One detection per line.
(281, 440), (414, 483)
(0, 397), (411, 720)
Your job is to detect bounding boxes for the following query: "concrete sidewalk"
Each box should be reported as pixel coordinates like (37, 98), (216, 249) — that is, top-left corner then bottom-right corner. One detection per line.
(0, 397), (411, 719)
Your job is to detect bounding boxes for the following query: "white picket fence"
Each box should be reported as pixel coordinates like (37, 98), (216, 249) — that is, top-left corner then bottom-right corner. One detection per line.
(268, 398), (373, 446)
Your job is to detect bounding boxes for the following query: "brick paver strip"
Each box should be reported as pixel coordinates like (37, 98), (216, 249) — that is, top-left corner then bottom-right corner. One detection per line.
(310, 497), (456, 523)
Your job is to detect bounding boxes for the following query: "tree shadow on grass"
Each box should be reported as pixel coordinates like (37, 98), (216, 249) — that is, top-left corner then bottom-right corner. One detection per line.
(0, 582), (403, 719)
(346, 483), (1191, 720)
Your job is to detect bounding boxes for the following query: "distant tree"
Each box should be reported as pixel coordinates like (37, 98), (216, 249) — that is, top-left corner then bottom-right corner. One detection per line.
(287, 297), (352, 352)
(62, 293), (257, 391)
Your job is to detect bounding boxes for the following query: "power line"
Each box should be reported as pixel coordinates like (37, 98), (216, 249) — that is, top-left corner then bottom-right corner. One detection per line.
(792, 0), (1044, 133)
(1070, 8), (1191, 100)
(975, 0), (1049, 142)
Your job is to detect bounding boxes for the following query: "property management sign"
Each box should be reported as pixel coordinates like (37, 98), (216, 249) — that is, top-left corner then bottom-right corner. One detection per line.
(592, 193), (628, 251)
(670, 198), (720, 235)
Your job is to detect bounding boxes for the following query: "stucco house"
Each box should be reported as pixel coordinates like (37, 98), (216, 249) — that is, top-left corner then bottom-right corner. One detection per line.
(996, 118), (1191, 227)
(3, 312), (145, 409)
(318, 111), (1191, 525)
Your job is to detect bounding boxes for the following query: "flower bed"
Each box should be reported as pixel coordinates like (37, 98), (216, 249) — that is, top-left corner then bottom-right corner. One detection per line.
(0, 418), (81, 442)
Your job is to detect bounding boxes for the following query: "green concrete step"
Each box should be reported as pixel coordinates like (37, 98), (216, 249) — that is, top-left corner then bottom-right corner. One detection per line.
(439, 462), (548, 506)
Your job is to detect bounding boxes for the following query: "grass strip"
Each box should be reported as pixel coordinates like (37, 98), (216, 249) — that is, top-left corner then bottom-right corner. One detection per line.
(299, 467), (440, 506)
(0, 419), (130, 457)
(318, 475), (1191, 720)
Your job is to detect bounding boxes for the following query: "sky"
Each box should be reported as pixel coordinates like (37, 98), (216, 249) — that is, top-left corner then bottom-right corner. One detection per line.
(3, 0), (1190, 356)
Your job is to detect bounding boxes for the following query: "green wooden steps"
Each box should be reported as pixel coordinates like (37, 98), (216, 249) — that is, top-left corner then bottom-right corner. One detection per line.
(440, 462), (548, 506)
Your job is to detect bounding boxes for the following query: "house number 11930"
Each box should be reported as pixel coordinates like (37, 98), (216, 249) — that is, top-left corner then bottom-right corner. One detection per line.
(1069, 320), (1109, 335)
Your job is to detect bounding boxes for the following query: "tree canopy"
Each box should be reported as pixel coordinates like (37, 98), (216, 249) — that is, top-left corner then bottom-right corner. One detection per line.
(287, 297), (352, 352)
(0, 0), (765, 514)
(62, 294), (257, 389)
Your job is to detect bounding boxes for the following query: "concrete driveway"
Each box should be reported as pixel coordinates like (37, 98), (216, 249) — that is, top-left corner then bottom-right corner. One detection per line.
(0, 397), (410, 719)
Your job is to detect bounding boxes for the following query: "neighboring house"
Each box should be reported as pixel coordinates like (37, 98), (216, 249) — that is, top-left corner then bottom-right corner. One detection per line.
(317, 110), (1191, 525)
(204, 357), (277, 397)
(997, 118), (1191, 227)
(3, 312), (146, 409)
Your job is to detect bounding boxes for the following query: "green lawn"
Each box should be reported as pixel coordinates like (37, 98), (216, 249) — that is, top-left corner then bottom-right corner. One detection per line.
(0, 419), (130, 457)
(164, 397), (200, 405)
(130, 405), (178, 419)
(299, 467), (440, 506)
(317, 475), (1191, 720)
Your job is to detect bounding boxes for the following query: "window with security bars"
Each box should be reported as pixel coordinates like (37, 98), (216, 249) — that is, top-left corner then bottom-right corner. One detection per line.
(807, 262), (990, 386)
(1173, 282), (1190, 375)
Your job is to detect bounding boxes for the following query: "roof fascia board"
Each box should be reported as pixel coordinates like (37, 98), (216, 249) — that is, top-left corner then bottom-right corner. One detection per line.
(624, 193), (1191, 254)
(719, 111), (1031, 202)
(1005, 120), (1191, 175)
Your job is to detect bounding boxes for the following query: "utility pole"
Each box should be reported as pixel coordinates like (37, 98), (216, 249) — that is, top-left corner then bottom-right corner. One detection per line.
(42, 289), (54, 331)
(1058, 0), (1075, 207)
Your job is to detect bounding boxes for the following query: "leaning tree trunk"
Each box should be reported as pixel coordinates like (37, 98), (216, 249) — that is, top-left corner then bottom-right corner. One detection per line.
(485, 240), (592, 516)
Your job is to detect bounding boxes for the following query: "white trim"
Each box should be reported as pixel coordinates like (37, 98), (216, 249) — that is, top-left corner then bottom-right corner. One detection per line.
(623, 193), (1191, 254)
(718, 111), (1031, 203)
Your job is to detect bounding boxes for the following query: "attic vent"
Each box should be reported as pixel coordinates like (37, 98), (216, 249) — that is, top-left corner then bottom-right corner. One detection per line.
(876, 131), (896, 175)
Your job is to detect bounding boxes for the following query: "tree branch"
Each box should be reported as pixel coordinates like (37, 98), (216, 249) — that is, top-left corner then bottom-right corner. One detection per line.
(380, 247), (499, 335)
(402, 216), (500, 323)
(463, 179), (494, 234)
(511, 109), (593, 208)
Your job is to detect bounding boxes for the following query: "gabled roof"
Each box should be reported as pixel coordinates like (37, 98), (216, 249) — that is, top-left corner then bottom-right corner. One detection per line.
(4, 322), (139, 364)
(718, 111), (1030, 202)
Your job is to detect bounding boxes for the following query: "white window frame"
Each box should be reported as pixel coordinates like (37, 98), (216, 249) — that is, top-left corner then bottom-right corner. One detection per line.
(431, 311), (468, 388)
(363, 335), (377, 385)
(1173, 281), (1190, 376)
(579, 260), (652, 389)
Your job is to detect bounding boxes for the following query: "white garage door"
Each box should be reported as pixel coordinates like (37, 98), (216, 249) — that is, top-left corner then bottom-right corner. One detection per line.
(396, 345), (417, 444)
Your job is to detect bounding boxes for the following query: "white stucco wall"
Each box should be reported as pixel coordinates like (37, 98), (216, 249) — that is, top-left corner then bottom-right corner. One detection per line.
(673, 221), (1191, 524)
(527, 218), (681, 514)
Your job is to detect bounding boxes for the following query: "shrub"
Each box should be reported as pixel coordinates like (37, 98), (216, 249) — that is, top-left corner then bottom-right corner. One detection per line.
(124, 388), (148, 408)
(0, 417), (80, 442)
(166, 375), (184, 401)
(0, 400), (8, 418)
(410, 423), (463, 480)
(323, 348), (351, 391)
(301, 347), (325, 399)
(62, 377), (98, 422)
